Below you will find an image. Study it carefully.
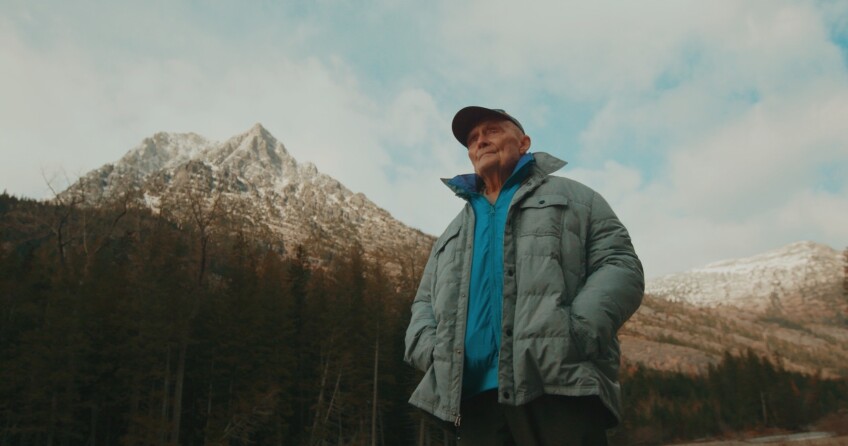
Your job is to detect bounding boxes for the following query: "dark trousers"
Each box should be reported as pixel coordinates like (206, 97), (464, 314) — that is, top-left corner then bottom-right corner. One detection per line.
(452, 391), (610, 446)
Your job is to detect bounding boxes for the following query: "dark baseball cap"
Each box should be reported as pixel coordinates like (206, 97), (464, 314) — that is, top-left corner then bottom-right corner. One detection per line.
(452, 106), (525, 147)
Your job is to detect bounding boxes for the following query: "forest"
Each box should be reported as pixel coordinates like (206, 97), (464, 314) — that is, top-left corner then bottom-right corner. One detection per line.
(1, 192), (847, 446)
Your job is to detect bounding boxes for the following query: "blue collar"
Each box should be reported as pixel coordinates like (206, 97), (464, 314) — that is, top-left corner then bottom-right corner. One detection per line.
(446, 153), (536, 198)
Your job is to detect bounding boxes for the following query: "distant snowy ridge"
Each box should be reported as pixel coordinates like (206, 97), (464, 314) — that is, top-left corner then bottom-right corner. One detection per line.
(624, 241), (848, 377)
(646, 241), (843, 316)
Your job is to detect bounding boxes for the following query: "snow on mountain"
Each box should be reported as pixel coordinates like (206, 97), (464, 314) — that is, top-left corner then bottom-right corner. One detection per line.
(121, 131), (215, 174)
(61, 123), (434, 269)
(624, 242), (848, 376)
(646, 241), (844, 316)
(73, 131), (217, 199)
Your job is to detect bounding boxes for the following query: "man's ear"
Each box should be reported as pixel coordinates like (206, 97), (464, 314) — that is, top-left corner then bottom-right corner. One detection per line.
(519, 135), (531, 155)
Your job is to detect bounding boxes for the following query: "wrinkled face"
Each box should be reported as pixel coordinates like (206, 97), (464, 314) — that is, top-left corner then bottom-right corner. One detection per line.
(466, 118), (531, 179)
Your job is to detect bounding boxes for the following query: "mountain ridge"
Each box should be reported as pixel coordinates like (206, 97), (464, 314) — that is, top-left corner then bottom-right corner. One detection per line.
(646, 240), (843, 315)
(625, 240), (847, 377)
(60, 123), (434, 270)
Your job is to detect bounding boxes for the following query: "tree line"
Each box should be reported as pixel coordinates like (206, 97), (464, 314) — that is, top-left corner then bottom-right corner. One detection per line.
(0, 191), (424, 446)
(1, 192), (846, 445)
(612, 350), (848, 444)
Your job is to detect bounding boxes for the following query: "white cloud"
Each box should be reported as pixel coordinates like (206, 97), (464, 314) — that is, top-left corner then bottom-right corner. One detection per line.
(438, 1), (706, 99)
(563, 159), (848, 278)
(774, 189), (848, 241)
(371, 88), (471, 233)
(563, 79), (848, 276)
(0, 22), (131, 196)
(438, 2), (841, 99)
(564, 160), (644, 205)
(382, 89), (445, 149)
(666, 84), (848, 220)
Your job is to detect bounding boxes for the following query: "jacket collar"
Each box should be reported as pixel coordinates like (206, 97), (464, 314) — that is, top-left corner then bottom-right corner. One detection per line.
(441, 152), (567, 198)
(530, 152), (568, 175)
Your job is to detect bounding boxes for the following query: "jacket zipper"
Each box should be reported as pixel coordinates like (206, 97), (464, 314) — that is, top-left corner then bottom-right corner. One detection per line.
(453, 207), (475, 442)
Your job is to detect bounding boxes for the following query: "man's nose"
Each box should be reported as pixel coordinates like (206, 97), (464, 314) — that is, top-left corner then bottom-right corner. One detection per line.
(474, 138), (491, 151)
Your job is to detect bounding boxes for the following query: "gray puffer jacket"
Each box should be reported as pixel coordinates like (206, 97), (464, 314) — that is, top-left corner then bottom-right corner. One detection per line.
(404, 152), (644, 426)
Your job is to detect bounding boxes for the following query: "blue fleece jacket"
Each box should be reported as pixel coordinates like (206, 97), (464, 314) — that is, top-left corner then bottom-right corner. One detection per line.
(447, 153), (535, 398)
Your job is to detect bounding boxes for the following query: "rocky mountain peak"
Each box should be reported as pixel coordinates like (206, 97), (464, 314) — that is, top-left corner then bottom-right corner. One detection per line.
(60, 124), (435, 270)
(121, 131), (214, 176)
(210, 123), (292, 175)
(247, 122), (272, 138)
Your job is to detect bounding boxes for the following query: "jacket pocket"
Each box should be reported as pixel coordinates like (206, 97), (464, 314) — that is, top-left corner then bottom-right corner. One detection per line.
(410, 363), (439, 406)
(515, 305), (582, 385)
(516, 195), (568, 237)
(433, 224), (462, 322)
(569, 314), (597, 361)
(434, 223), (462, 269)
(559, 305), (582, 363)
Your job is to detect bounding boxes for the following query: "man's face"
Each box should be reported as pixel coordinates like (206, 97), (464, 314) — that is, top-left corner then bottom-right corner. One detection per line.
(466, 118), (531, 179)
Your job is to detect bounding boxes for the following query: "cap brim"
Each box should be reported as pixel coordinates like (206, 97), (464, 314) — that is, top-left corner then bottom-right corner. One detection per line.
(451, 106), (523, 147)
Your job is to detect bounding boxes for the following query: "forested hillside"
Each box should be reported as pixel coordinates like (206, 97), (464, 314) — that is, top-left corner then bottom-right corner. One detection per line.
(612, 354), (848, 444)
(0, 192), (423, 445)
(1, 193), (846, 445)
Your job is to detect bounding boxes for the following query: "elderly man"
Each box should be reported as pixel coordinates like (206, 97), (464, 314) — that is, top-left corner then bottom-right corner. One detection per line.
(404, 106), (644, 445)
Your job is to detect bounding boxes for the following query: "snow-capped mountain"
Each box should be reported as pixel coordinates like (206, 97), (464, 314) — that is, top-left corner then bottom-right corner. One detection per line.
(646, 241), (844, 317)
(620, 241), (848, 376)
(61, 123), (434, 269)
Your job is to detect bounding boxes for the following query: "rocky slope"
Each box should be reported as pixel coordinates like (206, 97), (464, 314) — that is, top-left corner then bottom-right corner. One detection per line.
(647, 241), (844, 318)
(60, 123), (434, 270)
(622, 242), (848, 377)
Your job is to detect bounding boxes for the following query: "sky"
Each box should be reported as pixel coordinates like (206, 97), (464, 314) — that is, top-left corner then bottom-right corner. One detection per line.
(2, 0), (848, 278)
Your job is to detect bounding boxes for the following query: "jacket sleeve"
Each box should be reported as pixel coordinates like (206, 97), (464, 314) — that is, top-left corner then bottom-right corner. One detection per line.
(404, 244), (439, 372)
(570, 190), (644, 359)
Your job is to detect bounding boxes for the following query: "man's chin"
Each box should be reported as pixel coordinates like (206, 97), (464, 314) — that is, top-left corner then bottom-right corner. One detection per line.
(474, 161), (498, 176)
